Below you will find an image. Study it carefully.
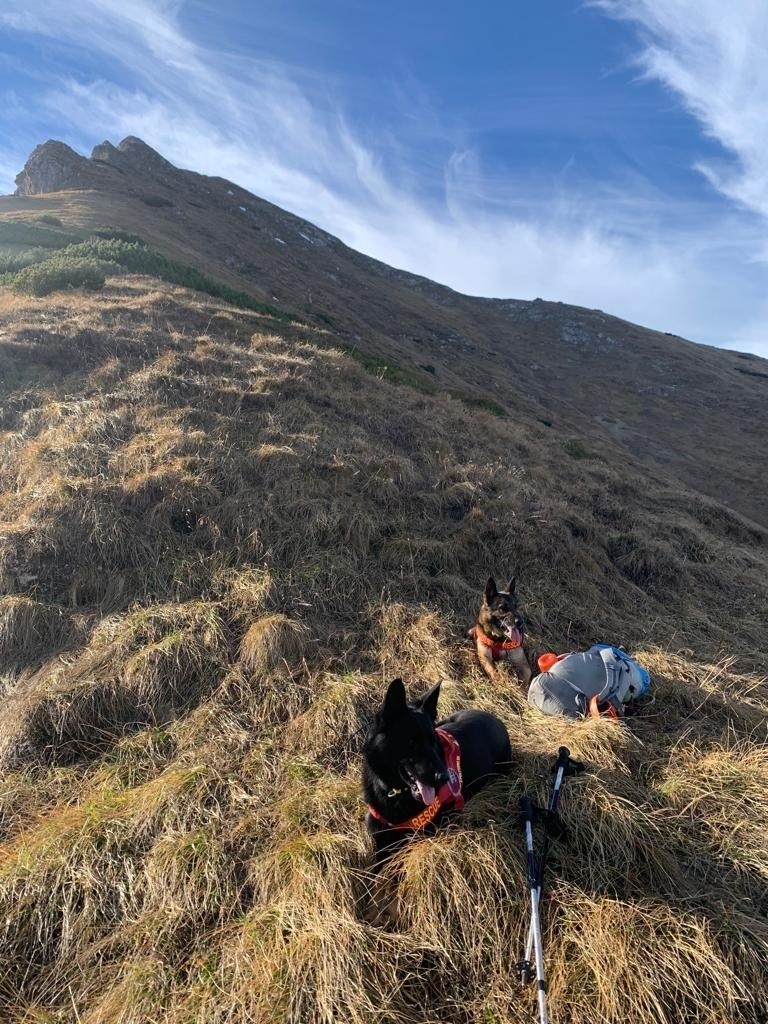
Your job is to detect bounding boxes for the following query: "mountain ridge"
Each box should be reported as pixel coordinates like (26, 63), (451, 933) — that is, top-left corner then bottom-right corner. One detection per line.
(7, 136), (768, 530)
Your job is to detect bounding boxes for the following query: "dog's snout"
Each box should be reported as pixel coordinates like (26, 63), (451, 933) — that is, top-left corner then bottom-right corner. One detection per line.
(435, 768), (450, 784)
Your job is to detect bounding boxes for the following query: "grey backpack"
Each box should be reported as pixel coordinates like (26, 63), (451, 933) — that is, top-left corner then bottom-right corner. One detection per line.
(527, 645), (650, 719)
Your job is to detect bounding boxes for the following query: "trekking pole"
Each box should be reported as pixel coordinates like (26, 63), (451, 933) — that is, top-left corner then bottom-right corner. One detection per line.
(520, 796), (548, 1024)
(518, 747), (583, 985)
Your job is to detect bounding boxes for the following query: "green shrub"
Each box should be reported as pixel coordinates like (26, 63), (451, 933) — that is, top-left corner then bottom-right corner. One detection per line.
(12, 256), (106, 296)
(61, 238), (170, 274)
(0, 226), (295, 322)
(93, 228), (146, 244)
(0, 220), (81, 248)
(343, 346), (439, 395)
(343, 347), (507, 413)
(34, 214), (63, 226)
(0, 247), (51, 274)
(312, 311), (337, 328)
(447, 390), (507, 417)
(57, 238), (294, 320)
(562, 438), (592, 460)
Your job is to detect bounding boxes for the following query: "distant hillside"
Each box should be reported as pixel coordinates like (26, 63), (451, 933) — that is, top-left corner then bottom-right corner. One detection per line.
(5, 135), (768, 528)
(0, 138), (766, 1024)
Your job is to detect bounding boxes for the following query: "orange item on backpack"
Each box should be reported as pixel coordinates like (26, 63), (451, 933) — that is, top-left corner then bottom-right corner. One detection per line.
(537, 652), (566, 673)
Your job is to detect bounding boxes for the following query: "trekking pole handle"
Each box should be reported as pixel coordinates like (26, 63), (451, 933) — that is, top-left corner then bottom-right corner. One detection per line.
(552, 746), (585, 782)
(551, 747), (570, 801)
(555, 746), (571, 768)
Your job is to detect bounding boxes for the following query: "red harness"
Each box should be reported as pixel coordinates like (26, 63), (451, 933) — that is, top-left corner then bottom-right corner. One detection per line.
(368, 728), (464, 832)
(474, 625), (523, 660)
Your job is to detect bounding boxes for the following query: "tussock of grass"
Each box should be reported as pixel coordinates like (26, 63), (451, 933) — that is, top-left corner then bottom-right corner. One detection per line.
(549, 891), (749, 1024)
(0, 602), (229, 768)
(239, 612), (309, 678)
(214, 565), (274, 623)
(0, 764), (236, 1015)
(89, 726), (177, 792)
(0, 279), (767, 1022)
(658, 740), (768, 890)
(556, 775), (684, 897)
(269, 776), (362, 841)
(375, 602), (455, 684)
(640, 648), (768, 734)
(394, 826), (521, 974)
(281, 672), (376, 766)
(0, 763), (80, 843)
(79, 959), (175, 1024)
(0, 595), (75, 667)
(606, 531), (681, 591)
(187, 896), (423, 1024)
(509, 710), (645, 774)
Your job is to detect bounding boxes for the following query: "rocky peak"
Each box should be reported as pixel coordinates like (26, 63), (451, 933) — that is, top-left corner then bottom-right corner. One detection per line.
(14, 141), (93, 195)
(14, 136), (178, 196)
(92, 136), (177, 181)
(90, 140), (120, 163)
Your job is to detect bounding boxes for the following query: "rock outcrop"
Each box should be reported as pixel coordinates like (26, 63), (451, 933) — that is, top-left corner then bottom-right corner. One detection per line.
(14, 141), (96, 195)
(91, 136), (178, 183)
(14, 137), (178, 196)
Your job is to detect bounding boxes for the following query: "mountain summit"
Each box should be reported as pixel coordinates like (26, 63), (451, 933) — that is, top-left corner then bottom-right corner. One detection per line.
(15, 136), (179, 195)
(14, 139), (97, 195)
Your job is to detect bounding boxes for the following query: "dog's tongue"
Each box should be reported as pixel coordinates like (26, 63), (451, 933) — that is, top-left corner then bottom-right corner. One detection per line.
(415, 780), (436, 806)
(504, 623), (522, 644)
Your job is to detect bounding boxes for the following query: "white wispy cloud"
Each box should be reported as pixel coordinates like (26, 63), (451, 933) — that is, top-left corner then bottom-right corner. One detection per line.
(2, 0), (768, 353)
(593, 0), (768, 224)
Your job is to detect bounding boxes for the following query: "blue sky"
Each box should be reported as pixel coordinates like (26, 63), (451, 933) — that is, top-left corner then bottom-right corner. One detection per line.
(1, 1), (767, 354)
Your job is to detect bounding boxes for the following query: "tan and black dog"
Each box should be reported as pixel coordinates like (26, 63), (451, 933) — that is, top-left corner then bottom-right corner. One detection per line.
(471, 576), (532, 686)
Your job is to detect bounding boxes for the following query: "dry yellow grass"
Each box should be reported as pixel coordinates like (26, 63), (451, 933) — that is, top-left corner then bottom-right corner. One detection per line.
(0, 276), (767, 1023)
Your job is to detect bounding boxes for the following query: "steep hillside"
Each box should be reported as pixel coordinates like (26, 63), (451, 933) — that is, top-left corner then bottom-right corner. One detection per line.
(1, 266), (767, 1024)
(4, 136), (768, 529)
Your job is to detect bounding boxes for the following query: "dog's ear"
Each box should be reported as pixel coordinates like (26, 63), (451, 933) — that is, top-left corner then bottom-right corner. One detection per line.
(484, 577), (497, 604)
(381, 677), (407, 720)
(507, 576), (517, 595)
(414, 681), (441, 721)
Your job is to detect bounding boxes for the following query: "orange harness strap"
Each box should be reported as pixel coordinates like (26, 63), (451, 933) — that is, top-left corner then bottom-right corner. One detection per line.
(588, 695), (620, 720)
(474, 625), (523, 659)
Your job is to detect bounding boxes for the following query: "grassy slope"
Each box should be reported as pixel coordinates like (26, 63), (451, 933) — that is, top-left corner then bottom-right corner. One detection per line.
(4, 189), (768, 534)
(0, 276), (767, 1024)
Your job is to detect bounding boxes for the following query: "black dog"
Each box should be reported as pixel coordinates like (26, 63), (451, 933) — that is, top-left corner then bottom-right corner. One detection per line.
(471, 576), (532, 686)
(362, 677), (512, 868)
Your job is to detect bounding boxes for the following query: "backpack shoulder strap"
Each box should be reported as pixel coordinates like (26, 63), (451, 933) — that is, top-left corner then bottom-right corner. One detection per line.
(596, 646), (632, 707)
